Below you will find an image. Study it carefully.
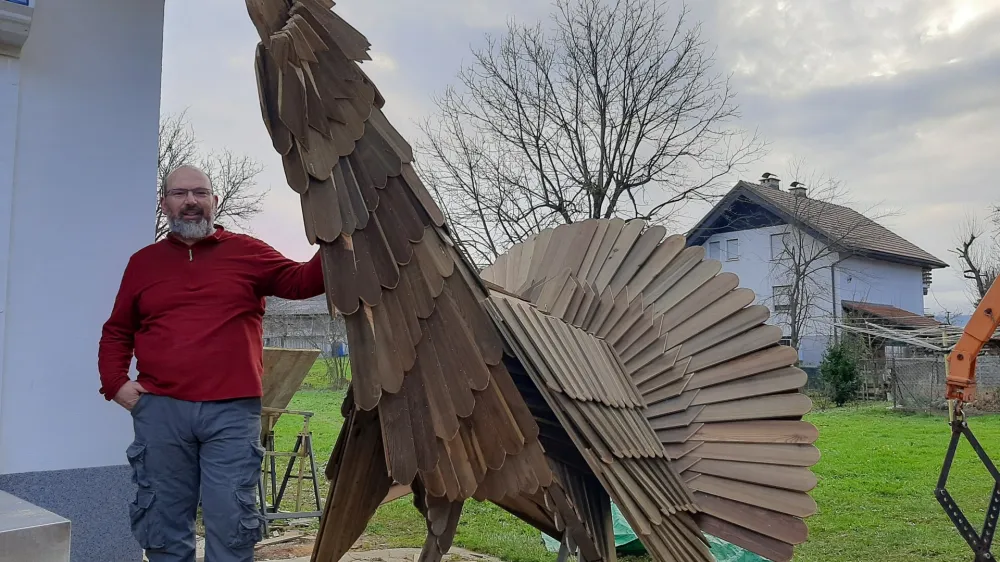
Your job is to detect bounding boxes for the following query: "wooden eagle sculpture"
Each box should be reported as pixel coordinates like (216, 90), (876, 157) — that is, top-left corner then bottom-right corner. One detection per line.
(244, 2), (819, 562)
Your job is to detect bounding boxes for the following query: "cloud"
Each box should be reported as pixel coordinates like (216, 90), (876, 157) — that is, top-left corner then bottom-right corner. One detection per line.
(705, 0), (1000, 94)
(367, 51), (398, 72)
(685, 0), (1000, 314)
(160, 0), (999, 316)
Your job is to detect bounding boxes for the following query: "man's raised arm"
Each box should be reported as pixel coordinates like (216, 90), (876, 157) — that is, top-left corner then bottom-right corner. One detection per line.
(255, 239), (325, 300)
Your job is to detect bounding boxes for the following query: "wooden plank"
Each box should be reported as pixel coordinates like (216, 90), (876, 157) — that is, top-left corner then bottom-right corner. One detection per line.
(380, 484), (412, 505)
(698, 513), (795, 562)
(650, 260), (721, 318)
(687, 459), (817, 493)
(609, 224), (666, 297)
(593, 219), (645, 293)
(693, 394), (814, 423)
(517, 229), (551, 290)
(687, 473), (817, 518)
(254, 531), (304, 550)
(692, 420), (818, 445)
(261, 347), (322, 411)
(581, 218), (625, 286)
(692, 442), (821, 467)
(695, 492), (809, 545)
(690, 367), (808, 405)
(625, 234), (686, 299)
(664, 289), (757, 351)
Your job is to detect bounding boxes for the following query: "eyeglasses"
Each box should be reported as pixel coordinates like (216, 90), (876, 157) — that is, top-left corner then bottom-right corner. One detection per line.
(165, 188), (213, 199)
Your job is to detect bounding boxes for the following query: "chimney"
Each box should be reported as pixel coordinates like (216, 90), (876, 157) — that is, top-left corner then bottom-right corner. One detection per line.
(789, 181), (807, 197)
(760, 172), (780, 190)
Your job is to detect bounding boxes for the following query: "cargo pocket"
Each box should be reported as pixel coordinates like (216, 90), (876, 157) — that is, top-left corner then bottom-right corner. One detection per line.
(126, 442), (148, 488)
(129, 488), (165, 550)
(228, 486), (264, 548)
(238, 440), (265, 488)
(126, 442), (164, 549)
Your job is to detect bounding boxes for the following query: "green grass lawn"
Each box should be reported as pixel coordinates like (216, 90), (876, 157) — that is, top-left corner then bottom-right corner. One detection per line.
(270, 381), (1000, 562)
(269, 389), (346, 461)
(298, 356), (351, 392)
(260, 357), (349, 515)
(795, 404), (1000, 562)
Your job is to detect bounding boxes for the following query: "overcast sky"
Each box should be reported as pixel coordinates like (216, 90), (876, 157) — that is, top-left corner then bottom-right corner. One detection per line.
(160, 0), (1000, 317)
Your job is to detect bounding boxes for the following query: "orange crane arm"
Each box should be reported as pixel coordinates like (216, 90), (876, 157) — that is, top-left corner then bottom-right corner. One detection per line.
(946, 275), (1000, 402)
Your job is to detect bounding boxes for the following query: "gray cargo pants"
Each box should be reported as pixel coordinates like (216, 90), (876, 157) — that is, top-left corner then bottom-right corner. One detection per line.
(126, 393), (266, 562)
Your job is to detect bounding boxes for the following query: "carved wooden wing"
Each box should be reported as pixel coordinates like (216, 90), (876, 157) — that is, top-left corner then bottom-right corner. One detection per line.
(244, 2), (559, 558)
(487, 291), (714, 561)
(481, 219), (819, 562)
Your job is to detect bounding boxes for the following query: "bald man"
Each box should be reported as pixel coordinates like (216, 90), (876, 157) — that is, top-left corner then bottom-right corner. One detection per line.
(98, 165), (325, 562)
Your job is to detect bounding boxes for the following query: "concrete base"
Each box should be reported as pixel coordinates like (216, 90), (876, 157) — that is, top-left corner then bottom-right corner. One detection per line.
(0, 489), (70, 562)
(0, 464), (140, 562)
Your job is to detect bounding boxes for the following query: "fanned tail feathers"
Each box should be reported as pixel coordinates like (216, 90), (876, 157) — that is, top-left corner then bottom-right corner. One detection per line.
(483, 219), (819, 562)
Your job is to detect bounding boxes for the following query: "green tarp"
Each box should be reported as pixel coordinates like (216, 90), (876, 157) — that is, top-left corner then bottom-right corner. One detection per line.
(540, 502), (768, 562)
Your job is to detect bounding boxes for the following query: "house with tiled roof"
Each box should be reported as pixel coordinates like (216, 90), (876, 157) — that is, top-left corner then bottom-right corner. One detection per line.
(686, 173), (949, 367)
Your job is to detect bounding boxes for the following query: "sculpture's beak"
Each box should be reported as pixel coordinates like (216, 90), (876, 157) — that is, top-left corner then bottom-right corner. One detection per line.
(245, 0), (289, 46)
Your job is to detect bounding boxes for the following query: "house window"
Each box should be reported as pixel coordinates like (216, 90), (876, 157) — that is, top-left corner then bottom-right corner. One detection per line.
(773, 285), (791, 312)
(708, 241), (721, 261)
(771, 232), (790, 260)
(726, 238), (739, 261)
(779, 337), (792, 347)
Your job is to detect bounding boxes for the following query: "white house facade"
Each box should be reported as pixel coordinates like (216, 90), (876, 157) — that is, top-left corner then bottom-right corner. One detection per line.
(0, 1), (165, 560)
(687, 176), (948, 368)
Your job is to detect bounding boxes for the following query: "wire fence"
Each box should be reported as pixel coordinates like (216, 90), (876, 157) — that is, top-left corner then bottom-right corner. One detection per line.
(887, 355), (1000, 412)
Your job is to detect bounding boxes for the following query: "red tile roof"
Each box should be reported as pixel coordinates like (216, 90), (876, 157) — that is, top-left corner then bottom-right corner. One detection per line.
(741, 182), (948, 269)
(841, 300), (942, 329)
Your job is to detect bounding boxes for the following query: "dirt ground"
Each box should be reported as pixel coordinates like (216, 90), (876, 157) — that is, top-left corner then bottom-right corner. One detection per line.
(252, 535), (506, 562)
(185, 530), (502, 562)
(254, 533), (390, 561)
(255, 536), (316, 560)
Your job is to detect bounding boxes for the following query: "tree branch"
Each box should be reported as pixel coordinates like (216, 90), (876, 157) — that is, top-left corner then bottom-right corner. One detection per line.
(415, 0), (765, 266)
(155, 111), (269, 241)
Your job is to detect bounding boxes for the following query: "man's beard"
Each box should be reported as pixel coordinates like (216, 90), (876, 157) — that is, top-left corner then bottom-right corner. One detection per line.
(169, 207), (214, 240)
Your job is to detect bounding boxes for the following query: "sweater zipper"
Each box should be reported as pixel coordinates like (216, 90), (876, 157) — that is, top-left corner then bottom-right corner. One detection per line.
(189, 248), (193, 262)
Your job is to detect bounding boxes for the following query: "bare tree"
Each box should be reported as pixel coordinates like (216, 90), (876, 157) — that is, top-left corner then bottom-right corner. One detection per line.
(417, 0), (766, 266)
(155, 111), (269, 240)
(760, 160), (897, 352)
(952, 213), (1000, 307)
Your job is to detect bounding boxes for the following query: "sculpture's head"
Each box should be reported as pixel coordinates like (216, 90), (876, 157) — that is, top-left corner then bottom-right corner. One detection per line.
(245, 0), (291, 46)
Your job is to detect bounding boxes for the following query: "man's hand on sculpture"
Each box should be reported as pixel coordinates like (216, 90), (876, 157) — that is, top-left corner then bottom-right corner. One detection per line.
(114, 381), (148, 411)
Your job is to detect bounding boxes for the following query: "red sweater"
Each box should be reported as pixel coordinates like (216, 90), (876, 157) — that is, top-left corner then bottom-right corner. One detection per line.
(98, 227), (325, 403)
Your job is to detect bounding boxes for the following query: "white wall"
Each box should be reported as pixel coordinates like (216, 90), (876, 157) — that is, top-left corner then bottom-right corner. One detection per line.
(701, 225), (927, 366)
(836, 256), (926, 316)
(0, 0), (165, 474)
(703, 225), (834, 365)
(701, 225), (781, 304)
(0, 57), (20, 454)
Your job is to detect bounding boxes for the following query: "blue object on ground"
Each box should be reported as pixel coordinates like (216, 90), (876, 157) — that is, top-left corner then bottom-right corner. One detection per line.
(540, 501), (768, 561)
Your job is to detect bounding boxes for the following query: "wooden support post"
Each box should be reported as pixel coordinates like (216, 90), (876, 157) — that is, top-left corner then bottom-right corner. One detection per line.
(257, 407), (324, 528)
